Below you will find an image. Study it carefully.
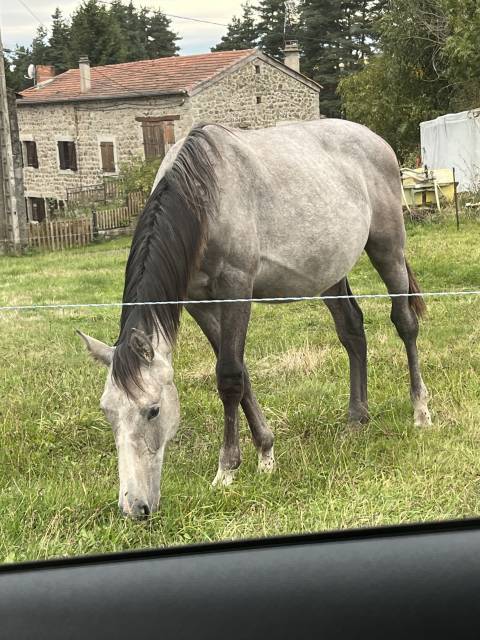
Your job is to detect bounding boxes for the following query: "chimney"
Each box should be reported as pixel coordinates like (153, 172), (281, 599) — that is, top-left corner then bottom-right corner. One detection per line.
(284, 40), (300, 73)
(79, 56), (91, 93)
(35, 65), (55, 85)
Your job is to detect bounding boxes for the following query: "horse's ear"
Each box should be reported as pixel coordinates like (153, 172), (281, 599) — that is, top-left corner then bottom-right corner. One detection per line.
(129, 328), (154, 363)
(76, 330), (114, 367)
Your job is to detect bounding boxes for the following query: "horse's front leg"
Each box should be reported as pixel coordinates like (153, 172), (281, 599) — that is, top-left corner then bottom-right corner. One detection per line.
(186, 303), (275, 477)
(212, 297), (252, 487)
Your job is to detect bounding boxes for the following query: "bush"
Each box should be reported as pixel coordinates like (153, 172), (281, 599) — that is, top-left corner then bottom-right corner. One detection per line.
(119, 156), (161, 195)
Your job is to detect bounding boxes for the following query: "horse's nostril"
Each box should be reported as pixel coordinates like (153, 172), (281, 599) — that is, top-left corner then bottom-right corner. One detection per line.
(119, 500), (151, 519)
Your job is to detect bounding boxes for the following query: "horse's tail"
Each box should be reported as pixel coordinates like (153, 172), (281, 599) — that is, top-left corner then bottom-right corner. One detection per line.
(405, 259), (426, 319)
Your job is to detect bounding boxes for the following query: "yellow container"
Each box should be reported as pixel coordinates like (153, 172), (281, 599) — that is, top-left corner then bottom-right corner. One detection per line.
(401, 167), (456, 207)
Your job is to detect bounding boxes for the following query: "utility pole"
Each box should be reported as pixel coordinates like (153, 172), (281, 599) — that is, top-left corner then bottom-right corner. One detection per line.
(0, 26), (26, 254)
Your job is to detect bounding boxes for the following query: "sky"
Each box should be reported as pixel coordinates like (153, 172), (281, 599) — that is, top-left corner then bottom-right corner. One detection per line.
(1, 0), (247, 56)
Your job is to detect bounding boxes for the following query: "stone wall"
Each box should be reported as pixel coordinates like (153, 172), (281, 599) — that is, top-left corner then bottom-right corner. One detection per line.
(17, 57), (320, 202)
(17, 95), (191, 202)
(190, 58), (320, 129)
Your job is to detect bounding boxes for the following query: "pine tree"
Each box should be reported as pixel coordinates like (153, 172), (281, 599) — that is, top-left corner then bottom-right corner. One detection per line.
(68, 0), (126, 67)
(31, 26), (49, 65)
(212, 3), (259, 52)
(145, 9), (180, 59)
(110, 1), (148, 62)
(256, 0), (299, 60)
(299, 0), (386, 117)
(47, 8), (71, 73)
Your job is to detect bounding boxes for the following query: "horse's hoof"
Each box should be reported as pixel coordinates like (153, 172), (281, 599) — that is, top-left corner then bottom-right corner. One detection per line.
(348, 407), (370, 426)
(258, 446), (275, 473)
(414, 407), (432, 427)
(211, 467), (237, 487)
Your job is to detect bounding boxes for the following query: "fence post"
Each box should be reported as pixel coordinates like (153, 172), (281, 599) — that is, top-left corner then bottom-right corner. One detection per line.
(453, 167), (460, 231)
(92, 206), (98, 240)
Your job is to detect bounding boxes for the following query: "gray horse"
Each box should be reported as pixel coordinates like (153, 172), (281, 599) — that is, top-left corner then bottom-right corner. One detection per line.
(78, 120), (431, 519)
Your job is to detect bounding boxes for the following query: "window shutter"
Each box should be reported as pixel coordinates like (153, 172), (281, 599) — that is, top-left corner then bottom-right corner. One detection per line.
(68, 142), (77, 171)
(58, 142), (67, 170)
(142, 122), (165, 160)
(31, 143), (39, 168)
(100, 142), (115, 172)
(26, 142), (38, 168)
(164, 121), (175, 146)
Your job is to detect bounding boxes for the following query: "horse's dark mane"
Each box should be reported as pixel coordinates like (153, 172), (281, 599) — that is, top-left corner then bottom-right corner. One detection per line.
(112, 124), (219, 396)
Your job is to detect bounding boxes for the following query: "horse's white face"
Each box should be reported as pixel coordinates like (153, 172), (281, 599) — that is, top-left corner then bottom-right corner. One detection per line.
(77, 330), (180, 519)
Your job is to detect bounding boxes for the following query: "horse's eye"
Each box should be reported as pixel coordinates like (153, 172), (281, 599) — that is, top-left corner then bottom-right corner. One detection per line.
(147, 406), (160, 421)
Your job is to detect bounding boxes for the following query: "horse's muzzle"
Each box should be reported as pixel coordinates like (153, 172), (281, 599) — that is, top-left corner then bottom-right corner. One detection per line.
(120, 500), (151, 520)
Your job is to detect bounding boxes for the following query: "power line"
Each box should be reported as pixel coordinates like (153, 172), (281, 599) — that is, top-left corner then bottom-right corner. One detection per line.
(164, 14), (228, 28)
(95, 1), (229, 27)
(15, 0), (230, 32)
(15, 0), (44, 26)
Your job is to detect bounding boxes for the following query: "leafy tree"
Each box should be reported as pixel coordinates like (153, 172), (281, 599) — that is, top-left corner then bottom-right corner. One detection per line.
(443, 0), (480, 110)
(212, 3), (259, 51)
(337, 0), (462, 159)
(338, 54), (446, 159)
(4, 46), (32, 92)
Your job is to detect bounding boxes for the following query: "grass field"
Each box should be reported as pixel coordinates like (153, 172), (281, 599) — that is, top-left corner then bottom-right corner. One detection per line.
(0, 217), (479, 563)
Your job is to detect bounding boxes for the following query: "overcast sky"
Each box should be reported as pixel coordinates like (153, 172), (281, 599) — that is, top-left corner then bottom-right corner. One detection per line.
(1, 0), (246, 56)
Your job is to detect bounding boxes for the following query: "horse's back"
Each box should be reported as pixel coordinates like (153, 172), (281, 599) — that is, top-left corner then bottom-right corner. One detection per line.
(182, 121), (404, 298)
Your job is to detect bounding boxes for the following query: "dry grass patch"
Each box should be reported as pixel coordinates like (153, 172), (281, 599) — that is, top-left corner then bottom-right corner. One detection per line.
(256, 342), (332, 377)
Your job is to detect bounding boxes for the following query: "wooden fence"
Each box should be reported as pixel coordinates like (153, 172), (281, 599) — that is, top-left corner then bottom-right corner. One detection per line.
(127, 190), (146, 216)
(28, 218), (93, 251)
(66, 179), (125, 206)
(27, 191), (146, 251)
(95, 206), (130, 230)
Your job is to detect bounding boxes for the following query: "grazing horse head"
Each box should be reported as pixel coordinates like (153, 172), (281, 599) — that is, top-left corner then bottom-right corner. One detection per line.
(77, 329), (180, 518)
(78, 125), (218, 518)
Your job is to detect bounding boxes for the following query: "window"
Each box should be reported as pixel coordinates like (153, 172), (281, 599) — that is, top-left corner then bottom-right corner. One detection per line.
(256, 95), (262, 104)
(58, 141), (77, 171)
(137, 117), (177, 161)
(23, 141), (39, 168)
(255, 64), (261, 74)
(100, 141), (116, 173)
(28, 197), (46, 222)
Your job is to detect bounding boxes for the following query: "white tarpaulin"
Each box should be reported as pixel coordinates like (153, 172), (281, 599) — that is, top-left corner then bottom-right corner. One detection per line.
(420, 109), (480, 192)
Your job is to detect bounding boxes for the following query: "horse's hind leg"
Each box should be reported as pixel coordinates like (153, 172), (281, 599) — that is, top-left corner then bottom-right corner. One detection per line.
(365, 240), (431, 426)
(322, 279), (369, 425)
(186, 304), (275, 482)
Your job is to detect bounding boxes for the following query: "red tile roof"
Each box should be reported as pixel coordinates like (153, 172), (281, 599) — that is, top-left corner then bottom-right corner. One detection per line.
(19, 49), (257, 104)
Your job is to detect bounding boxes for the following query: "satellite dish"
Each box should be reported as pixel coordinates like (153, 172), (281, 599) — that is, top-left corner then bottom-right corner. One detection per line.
(27, 64), (35, 79)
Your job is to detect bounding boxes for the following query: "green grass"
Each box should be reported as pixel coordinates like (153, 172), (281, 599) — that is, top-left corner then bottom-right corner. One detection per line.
(1, 218), (480, 563)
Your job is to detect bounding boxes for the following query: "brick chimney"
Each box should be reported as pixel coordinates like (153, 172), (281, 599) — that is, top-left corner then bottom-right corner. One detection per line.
(35, 65), (55, 85)
(283, 40), (300, 73)
(79, 56), (91, 93)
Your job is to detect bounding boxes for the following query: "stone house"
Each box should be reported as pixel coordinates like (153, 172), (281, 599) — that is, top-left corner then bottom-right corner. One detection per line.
(17, 45), (321, 221)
